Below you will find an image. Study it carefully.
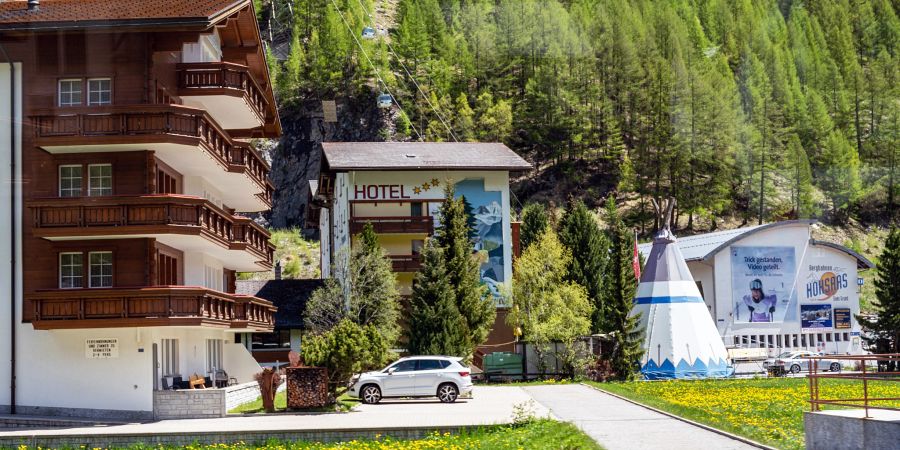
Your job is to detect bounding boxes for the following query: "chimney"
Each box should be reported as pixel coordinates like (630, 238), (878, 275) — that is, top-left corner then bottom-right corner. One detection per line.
(27, 0), (39, 11)
(274, 260), (282, 280)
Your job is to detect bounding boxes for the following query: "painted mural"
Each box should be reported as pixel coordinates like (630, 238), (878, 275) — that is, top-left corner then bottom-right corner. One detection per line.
(454, 179), (505, 297)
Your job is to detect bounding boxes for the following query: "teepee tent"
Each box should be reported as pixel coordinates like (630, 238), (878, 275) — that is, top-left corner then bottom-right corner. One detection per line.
(632, 199), (733, 379)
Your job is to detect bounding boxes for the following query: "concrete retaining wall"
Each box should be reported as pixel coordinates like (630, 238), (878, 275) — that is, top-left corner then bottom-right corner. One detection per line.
(153, 390), (225, 420)
(804, 410), (900, 450)
(225, 382), (262, 412)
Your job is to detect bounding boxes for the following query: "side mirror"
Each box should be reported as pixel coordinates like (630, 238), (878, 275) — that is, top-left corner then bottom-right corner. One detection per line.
(387, 367), (397, 375)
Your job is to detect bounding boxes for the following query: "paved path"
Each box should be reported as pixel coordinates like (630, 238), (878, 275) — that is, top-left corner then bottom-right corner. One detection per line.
(0, 386), (544, 438)
(524, 384), (759, 450)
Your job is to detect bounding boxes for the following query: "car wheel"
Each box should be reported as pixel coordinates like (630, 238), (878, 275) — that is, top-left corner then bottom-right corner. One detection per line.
(830, 362), (841, 372)
(437, 383), (459, 403)
(790, 364), (801, 374)
(361, 384), (382, 404)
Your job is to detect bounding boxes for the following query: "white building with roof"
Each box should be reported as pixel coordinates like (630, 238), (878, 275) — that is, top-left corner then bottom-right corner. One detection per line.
(638, 221), (874, 355)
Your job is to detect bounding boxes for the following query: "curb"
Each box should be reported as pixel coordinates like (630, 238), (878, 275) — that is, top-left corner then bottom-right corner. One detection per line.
(580, 383), (777, 450)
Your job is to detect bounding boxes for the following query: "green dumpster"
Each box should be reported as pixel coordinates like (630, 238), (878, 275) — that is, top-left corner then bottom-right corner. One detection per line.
(483, 352), (523, 381)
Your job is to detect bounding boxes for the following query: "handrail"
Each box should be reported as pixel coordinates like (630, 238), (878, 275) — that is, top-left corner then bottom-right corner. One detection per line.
(27, 195), (272, 265)
(808, 353), (900, 418)
(31, 104), (271, 196)
(176, 62), (268, 123)
(350, 216), (434, 234)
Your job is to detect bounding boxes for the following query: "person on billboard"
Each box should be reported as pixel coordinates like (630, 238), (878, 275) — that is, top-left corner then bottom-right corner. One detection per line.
(743, 279), (776, 322)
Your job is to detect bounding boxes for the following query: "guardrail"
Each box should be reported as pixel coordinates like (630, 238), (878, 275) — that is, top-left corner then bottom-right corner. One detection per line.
(808, 353), (900, 418)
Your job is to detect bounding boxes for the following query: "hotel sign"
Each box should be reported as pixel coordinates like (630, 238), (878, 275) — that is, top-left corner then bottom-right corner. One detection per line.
(85, 338), (119, 359)
(354, 178), (444, 201)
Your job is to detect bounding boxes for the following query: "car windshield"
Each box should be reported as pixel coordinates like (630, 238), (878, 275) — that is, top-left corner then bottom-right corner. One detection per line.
(777, 352), (794, 358)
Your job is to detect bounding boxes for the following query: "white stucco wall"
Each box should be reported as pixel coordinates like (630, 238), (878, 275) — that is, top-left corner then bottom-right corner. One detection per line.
(183, 175), (226, 209)
(0, 63), (22, 410)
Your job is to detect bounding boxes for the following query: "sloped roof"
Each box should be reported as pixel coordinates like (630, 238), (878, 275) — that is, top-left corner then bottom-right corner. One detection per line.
(638, 220), (874, 270)
(0, 0), (247, 30)
(322, 142), (532, 171)
(236, 279), (324, 329)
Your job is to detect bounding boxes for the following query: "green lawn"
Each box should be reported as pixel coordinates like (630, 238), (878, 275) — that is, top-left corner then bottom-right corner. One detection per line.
(49, 419), (601, 449)
(229, 389), (359, 414)
(589, 377), (900, 450)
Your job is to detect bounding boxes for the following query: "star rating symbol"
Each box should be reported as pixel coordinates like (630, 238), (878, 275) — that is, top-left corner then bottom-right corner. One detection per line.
(431, 178), (440, 187)
(421, 182), (431, 190)
(413, 186), (422, 194)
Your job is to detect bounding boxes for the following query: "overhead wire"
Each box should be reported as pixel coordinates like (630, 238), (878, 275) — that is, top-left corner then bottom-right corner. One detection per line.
(328, 0), (424, 140)
(353, 0), (460, 142)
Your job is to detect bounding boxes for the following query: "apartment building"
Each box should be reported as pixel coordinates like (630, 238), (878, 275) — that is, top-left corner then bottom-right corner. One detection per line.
(0, 0), (280, 419)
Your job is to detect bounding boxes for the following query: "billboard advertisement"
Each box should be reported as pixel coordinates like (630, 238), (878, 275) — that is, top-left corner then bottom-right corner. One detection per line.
(833, 308), (852, 329)
(802, 261), (852, 303)
(801, 304), (833, 330)
(731, 246), (797, 323)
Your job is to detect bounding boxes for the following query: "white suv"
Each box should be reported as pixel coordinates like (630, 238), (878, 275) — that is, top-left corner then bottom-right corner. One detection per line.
(348, 356), (473, 404)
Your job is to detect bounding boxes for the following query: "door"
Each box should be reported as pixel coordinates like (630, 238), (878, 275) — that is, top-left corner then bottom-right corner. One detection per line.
(381, 359), (418, 396)
(414, 359), (446, 396)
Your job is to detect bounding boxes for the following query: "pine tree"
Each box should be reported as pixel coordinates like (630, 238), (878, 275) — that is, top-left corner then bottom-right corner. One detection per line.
(558, 199), (608, 333)
(820, 131), (861, 223)
(435, 184), (494, 356)
(407, 239), (469, 356)
(785, 134), (817, 218)
(857, 227), (900, 371)
(520, 203), (549, 252)
(359, 221), (379, 253)
(601, 196), (644, 381)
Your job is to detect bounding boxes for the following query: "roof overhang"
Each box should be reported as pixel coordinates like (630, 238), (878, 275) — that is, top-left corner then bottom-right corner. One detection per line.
(809, 239), (876, 270)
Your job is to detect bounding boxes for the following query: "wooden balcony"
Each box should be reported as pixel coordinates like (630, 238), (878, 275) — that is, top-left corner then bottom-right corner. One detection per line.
(31, 104), (271, 211)
(177, 62), (269, 131)
(350, 216), (434, 234)
(27, 286), (276, 331)
(390, 254), (423, 272)
(27, 195), (274, 271)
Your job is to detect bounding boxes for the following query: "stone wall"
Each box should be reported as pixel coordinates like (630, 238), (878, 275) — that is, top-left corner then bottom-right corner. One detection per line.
(153, 390), (225, 420)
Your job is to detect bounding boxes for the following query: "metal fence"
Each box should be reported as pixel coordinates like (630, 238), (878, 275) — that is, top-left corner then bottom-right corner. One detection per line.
(808, 353), (900, 418)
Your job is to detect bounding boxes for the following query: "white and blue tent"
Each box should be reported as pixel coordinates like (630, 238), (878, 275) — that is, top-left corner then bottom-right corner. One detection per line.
(632, 199), (733, 379)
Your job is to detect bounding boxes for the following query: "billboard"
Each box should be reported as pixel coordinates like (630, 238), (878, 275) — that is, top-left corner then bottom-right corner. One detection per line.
(801, 304), (833, 330)
(802, 260), (852, 303)
(833, 308), (852, 329)
(731, 246), (797, 323)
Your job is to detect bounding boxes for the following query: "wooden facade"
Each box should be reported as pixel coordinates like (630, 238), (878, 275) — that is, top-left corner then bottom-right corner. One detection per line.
(3, 1), (279, 331)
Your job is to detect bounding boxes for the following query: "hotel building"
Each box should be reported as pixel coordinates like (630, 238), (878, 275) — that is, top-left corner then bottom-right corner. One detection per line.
(0, 0), (280, 418)
(308, 142), (530, 354)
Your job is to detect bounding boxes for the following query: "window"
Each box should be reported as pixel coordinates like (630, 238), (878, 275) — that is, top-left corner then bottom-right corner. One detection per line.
(88, 164), (112, 196)
(89, 251), (113, 287)
(58, 79), (83, 106)
(418, 359), (444, 371)
(411, 239), (424, 255)
(161, 339), (180, 376)
(59, 252), (83, 288)
(204, 265), (223, 291)
(410, 202), (423, 216)
(206, 339), (224, 372)
(87, 78), (111, 105)
(59, 165), (82, 197)
(387, 360), (418, 373)
(251, 330), (291, 350)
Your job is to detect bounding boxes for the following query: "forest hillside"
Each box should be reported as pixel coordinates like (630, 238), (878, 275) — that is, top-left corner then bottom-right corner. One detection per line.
(256, 0), (899, 238)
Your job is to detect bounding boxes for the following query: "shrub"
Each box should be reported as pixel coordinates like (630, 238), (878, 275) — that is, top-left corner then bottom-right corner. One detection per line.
(301, 319), (392, 395)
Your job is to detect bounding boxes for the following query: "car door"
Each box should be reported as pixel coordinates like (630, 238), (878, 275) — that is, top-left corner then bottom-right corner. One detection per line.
(381, 359), (418, 397)
(414, 359), (446, 396)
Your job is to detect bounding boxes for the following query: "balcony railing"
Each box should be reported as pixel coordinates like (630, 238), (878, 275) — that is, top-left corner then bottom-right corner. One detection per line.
(176, 61), (268, 124)
(350, 216), (434, 234)
(27, 286), (276, 331)
(390, 254), (423, 272)
(27, 195), (273, 268)
(31, 104), (271, 204)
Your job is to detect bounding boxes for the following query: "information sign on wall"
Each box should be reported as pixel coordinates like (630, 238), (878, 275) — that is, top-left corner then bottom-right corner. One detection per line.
(800, 304), (833, 330)
(85, 338), (119, 359)
(833, 308), (852, 329)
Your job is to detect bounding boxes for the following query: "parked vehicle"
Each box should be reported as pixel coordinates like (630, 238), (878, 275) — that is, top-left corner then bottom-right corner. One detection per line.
(348, 356), (473, 404)
(764, 351), (842, 375)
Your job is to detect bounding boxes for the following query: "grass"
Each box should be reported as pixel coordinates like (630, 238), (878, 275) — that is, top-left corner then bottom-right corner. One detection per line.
(588, 377), (900, 450)
(229, 389), (359, 414)
(30, 419), (601, 449)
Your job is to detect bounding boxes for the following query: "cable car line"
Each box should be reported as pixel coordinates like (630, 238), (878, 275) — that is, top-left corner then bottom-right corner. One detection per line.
(352, 0), (460, 143)
(327, 0), (423, 140)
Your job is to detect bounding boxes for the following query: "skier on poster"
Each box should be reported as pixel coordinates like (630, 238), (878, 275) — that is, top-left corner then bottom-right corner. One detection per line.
(742, 279), (777, 322)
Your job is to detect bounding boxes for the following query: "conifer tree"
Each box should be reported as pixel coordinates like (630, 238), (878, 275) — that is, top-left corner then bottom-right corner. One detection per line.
(558, 199), (608, 333)
(601, 196), (644, 380)
(407, 239), (469, 356)
(857, 227), (900, 371)
(435, 184), (494, 356)
(785, 134), (816, 218)
(520, 203), (549, 252)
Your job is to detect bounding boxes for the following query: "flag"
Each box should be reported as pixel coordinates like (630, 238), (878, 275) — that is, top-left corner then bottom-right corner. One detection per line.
(632, 231), (641, 280)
